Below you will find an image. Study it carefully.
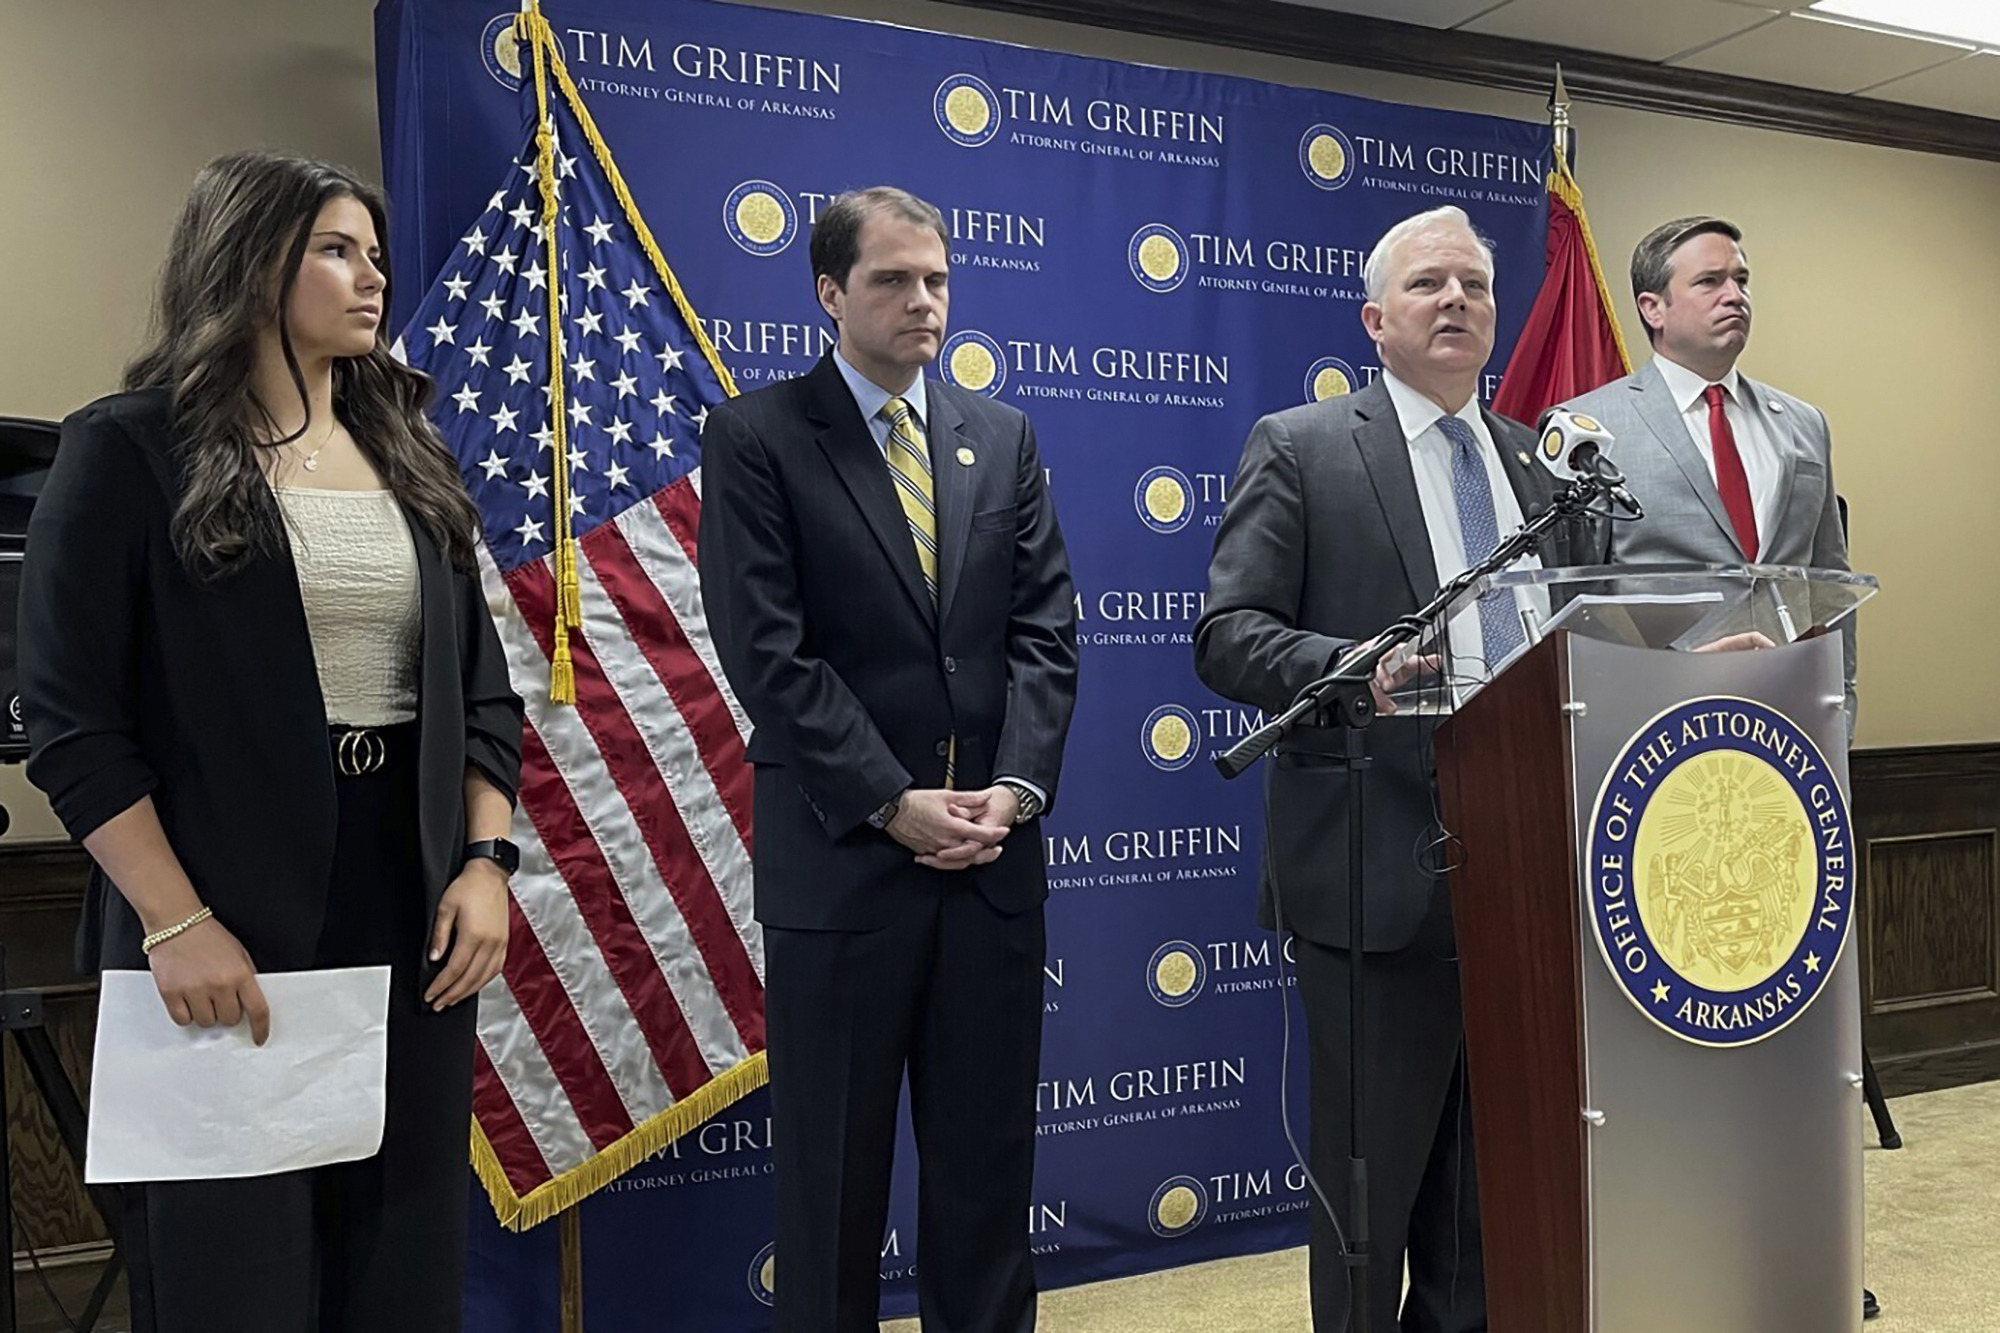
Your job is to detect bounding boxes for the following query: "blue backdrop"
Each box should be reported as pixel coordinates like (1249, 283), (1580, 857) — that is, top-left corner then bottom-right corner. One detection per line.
(376, 2), (1549, 1327)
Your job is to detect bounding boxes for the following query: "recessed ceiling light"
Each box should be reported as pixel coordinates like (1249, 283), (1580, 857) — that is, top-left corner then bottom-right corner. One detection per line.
(1807, 0), (2000, 48)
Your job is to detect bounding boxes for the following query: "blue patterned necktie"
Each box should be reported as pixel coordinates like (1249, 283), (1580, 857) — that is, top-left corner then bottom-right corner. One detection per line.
(1438, 414), (1526, 671)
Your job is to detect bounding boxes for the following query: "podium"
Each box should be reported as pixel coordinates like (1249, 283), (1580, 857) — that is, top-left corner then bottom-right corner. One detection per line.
(1429, 563), (1876, 1333)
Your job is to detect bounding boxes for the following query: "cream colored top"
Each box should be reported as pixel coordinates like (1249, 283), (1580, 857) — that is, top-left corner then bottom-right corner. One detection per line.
(274, 487), (421, 727)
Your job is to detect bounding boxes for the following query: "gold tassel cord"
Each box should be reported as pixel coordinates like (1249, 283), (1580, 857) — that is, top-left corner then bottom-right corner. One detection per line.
(518, 8), (580, 703)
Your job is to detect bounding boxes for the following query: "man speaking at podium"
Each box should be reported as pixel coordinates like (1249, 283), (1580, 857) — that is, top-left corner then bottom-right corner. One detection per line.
(1195, 206), (1603, 1332)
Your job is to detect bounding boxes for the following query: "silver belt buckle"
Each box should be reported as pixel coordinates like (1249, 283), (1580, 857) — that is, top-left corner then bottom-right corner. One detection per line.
(336, 728), (387, 777)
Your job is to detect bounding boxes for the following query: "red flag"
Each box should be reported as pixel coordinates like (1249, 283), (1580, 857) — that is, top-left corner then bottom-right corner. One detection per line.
(1492, 161), (1631, 425)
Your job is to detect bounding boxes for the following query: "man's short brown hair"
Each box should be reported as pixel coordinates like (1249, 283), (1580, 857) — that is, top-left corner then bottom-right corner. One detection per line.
(1630, 215), (1743, 343)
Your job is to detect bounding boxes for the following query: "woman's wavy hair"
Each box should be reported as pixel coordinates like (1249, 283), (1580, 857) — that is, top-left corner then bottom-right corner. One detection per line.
(124, 151), (480, 575)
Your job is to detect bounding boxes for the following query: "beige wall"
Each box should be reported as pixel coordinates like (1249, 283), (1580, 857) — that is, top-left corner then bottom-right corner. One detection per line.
(5, 0), (1992, 838)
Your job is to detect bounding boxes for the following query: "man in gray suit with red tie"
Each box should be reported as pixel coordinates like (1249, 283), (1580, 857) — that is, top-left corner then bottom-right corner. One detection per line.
(1563, 215), (1856, 725)
(1565, 218), (1872, 1319)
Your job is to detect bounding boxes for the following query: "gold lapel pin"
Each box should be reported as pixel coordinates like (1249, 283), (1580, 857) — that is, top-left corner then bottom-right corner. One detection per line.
(1516, 450), (1531, 466)
(956, 446), (976, 466)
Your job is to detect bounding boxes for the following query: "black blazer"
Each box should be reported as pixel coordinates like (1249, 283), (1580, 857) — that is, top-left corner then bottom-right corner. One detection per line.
(1195, 378), (1607, 952)
(18, 389), (524, 975)
(697, 354), (1079, 930)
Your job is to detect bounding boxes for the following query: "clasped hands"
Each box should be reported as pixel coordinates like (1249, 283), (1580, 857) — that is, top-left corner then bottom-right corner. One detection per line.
(886, 785), (1020, 870)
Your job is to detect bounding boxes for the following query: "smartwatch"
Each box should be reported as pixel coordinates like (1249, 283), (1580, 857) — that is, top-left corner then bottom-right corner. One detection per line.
(866, 791), (905, 831)
(465, 837), (522, 876)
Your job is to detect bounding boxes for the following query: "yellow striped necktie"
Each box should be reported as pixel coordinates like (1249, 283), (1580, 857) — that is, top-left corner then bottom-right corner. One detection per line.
(881, 396), (953, 786)
(881, 396), (938, 605)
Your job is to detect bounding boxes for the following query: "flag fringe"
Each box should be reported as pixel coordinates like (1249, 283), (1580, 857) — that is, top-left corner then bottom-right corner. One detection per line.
(1548, 162), (1633, 374)
(472, 1051), (770, 1231)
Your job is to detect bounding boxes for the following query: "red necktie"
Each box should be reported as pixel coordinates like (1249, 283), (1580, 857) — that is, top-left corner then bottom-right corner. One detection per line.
(1704, 383), (1759, 559)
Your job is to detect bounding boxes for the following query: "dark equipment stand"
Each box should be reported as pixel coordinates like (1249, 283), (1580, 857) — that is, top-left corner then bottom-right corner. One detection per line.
(1217, 473), (1617, 1333)
(3, 417), (120, 1329)
(1, 795), (125, 1333)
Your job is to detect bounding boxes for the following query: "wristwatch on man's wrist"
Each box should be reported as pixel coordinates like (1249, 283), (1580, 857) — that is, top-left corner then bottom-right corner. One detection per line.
(997, 780), (1042, 824)
(866, 791), (906, 831)
(464, 837), (521, 876)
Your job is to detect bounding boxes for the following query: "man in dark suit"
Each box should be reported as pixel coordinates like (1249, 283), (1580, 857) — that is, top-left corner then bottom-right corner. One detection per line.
(698, 186), (1079, 1333)
(1196, 206), (1602, 1332)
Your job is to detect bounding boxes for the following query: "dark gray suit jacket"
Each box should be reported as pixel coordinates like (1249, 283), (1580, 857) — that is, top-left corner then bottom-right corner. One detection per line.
(1195, 377), (1605, 952)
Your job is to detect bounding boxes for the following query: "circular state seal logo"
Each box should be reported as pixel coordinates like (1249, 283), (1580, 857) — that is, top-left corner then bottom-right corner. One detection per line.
(940, 331), (1007, 397)
(1299, 123), (1356, 191)
(1142, 705), (1201, 772)
(724, 181), (799, 258)
(746, 1241), (777, 1307)
(1540, 426), (1565, 464)
(481, 13), (525, 90)
(934, 74), (1002, 148)
(1134, 465), (1194, 534)
(1128, 223), (1190, 293)
(1587, 697), (1853, 1047)
(1148, 1175), (1210, 1238)
(1147, 941), (1208, 1007)
(1304, 356), (1358, 404)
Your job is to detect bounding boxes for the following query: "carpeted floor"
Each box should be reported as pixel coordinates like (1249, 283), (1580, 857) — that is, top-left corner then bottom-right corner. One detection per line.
(886, 1081), (2000, 1332)
(15, 1085), (1992, 1331)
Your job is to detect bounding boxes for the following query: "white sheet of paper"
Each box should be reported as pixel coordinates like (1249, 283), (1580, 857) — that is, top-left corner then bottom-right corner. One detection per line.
(85, 966), (392, 1184)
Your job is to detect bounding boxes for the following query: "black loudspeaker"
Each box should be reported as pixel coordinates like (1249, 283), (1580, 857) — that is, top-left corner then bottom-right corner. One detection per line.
(0, 416), (59, 762)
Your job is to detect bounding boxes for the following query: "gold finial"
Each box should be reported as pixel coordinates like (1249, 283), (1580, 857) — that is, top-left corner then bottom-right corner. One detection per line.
(1551, 64), (1573, 172)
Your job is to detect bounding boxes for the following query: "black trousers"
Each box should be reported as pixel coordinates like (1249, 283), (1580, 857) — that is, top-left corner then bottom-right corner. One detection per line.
(124, 724), (478, 1333)
(764, 882), (1045, 1333)
(1293, 891), (1485, 1333)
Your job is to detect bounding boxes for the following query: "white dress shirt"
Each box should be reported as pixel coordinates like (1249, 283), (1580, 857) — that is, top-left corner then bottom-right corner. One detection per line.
(1380, 370), (1547, 689)
(1650, 354), (1783, 551)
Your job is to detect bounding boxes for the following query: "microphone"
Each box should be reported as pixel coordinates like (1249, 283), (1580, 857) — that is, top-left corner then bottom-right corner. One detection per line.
(1534, 407), (1642, 517)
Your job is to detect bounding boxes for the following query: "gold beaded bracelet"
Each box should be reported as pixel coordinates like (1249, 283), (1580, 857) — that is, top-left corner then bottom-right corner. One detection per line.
(142, 906), (215, 955)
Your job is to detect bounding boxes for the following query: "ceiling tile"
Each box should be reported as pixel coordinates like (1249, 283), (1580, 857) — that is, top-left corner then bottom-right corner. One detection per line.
(1713, 0), (1816, 10)
(1674, 12), (1971, 92)
(1860, 51), (2000, 117)
(1267, 0), (1513, 28)
(1462, 0), (1779, 62)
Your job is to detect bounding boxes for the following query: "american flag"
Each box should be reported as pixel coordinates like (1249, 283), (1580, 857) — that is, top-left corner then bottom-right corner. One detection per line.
(397, 22), (764, 1229)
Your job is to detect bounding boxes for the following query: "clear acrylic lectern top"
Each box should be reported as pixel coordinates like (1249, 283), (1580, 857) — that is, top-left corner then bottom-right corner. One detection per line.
(1377, 563), (1877, 714)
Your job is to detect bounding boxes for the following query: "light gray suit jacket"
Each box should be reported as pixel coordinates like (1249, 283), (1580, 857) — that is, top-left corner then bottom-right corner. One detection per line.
(1564, 357), (1857, 729)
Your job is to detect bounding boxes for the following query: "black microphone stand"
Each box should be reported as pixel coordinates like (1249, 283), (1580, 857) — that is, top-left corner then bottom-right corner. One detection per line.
(1215, 472), (1611, 1333)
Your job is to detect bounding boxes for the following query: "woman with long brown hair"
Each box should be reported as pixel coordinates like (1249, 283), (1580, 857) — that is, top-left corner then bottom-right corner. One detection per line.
(19, 150), (523, 1332)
